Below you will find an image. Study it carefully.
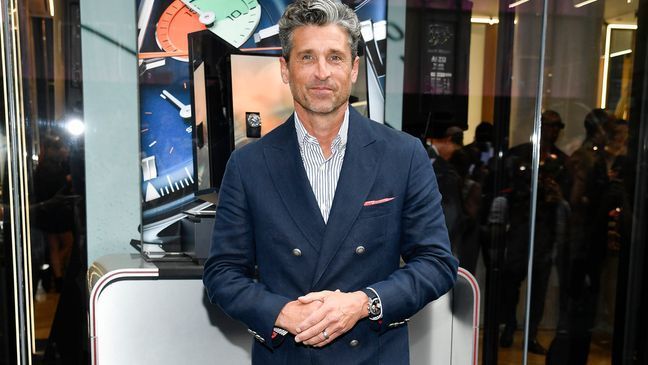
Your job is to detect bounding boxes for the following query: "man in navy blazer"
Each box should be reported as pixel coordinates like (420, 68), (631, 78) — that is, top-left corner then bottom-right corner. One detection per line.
(202, 1), (458, 363)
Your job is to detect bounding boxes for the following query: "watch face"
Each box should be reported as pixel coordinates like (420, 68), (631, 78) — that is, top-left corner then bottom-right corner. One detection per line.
(368, 296), (382, 321)
(139, 57), (196, 214)
(246, 112), (261, 128)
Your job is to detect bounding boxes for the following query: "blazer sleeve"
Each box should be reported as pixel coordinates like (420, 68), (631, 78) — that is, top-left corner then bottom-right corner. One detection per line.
(202, 150), (291, 348)
(370, 139), (459, 326)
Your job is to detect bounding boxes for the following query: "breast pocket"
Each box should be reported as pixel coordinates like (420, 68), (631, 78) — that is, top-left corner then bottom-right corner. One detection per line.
(357, 197), (397, 219)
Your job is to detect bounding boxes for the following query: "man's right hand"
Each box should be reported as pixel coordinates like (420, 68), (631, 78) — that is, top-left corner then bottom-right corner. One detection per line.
(275, 300), (324, 335)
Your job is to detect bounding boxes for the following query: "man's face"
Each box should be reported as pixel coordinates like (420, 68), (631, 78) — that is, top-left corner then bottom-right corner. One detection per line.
(541, 118), (563, 145)
(280, 24), (359, 117)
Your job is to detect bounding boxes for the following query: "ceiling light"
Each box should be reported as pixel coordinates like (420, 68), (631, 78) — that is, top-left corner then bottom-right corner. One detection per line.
(574, 0), (598, 8)
(509, 0), (530, 8)
(471, 17), (499, 25)
(610, 49), (632, 58)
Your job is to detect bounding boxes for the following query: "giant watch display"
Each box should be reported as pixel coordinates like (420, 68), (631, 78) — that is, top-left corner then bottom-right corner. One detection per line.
(137, 0), (261, 221)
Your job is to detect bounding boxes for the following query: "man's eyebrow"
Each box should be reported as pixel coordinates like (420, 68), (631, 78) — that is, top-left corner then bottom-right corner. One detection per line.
(293, 47), (347, 56)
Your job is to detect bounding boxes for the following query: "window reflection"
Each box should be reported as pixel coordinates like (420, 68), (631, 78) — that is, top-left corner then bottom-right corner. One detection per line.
(411, 0), (639, 364)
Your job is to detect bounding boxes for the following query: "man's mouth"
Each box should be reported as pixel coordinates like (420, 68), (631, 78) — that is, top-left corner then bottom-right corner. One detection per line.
(309, 85), (334, 92)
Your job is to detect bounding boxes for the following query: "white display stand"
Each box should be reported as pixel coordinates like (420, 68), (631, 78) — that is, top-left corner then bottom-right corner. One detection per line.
(88, 254), (478, 365)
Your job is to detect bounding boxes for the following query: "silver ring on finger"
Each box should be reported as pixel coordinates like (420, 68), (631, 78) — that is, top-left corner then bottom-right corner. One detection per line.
(322, 329), (330, 340)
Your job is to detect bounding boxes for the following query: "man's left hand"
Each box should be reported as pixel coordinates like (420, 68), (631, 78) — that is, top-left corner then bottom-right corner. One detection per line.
(294, 290), (368, 347)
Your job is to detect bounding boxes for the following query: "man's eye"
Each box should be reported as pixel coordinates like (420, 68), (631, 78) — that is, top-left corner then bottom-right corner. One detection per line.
(301, 54), (314, 61)
(330, 55), (342, 62)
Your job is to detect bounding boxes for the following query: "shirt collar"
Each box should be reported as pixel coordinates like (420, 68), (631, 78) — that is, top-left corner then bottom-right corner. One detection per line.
(294, 108), (349, 152)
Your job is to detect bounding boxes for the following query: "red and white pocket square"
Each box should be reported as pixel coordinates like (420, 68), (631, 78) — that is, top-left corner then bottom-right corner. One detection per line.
(363, 197), (395, 206)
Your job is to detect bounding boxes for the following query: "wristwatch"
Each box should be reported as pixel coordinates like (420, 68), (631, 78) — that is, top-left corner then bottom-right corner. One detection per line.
(361, 288), (382, 321)
(246, 112), (261, 138)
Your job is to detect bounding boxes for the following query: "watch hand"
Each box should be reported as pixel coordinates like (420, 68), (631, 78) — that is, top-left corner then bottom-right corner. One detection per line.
(160, 90), (192, 119)
(180, 0), (215, 26)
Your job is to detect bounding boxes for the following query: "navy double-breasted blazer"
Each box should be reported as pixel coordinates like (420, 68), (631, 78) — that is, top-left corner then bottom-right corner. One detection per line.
(203, 108), (458, 364)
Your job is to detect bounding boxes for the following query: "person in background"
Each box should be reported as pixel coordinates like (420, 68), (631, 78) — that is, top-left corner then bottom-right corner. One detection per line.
(499, 110), (570, 355)
(449, 147), (482, 274)
(33, 135), (75, 292)
(463, 121), (494, 184)
(426, 124), (465, 267)
(562, 109), (610, 328)
(547, 111), (629, 364)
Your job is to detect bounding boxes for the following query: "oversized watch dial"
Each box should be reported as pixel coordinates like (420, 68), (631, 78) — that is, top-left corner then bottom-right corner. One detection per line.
(184, 0), (261, 48)
(155, 0), (208, 61)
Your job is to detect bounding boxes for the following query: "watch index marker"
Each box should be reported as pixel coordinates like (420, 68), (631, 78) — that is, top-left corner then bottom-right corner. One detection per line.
(145, 182), (161, 201)
(141, 156), (158, 181)
(167, 175), (175, 192)
(184, 167), (195, 184)
(141, 58), (166, 71)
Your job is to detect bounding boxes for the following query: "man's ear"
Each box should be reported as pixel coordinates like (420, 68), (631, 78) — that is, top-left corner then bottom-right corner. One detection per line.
(351, 56), (360, 83)
(280, 57), (290, 84)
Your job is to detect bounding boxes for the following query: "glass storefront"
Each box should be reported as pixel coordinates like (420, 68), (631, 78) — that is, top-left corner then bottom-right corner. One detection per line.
(1, 0), (647, 364)
(397, 0), (647, 364)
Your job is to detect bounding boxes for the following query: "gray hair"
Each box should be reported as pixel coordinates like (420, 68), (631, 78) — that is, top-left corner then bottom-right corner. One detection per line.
(278, 0), (361, 61)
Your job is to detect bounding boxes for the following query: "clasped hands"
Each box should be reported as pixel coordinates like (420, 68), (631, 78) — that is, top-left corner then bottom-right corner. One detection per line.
(275, 289), (369, 347)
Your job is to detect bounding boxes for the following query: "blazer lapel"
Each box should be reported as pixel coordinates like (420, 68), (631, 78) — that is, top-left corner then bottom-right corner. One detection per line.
(311, 110), (384, 287)
(263, 117), (326, 252)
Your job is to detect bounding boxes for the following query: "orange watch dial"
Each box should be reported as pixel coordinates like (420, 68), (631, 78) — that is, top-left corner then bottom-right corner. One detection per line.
(156, 0), (206, 59)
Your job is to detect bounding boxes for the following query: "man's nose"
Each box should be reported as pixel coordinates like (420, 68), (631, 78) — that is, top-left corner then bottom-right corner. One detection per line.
(314, 58), (331, 80)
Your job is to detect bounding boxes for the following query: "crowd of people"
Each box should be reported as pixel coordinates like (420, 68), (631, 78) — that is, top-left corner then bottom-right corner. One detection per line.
(425, 108), (628, 361)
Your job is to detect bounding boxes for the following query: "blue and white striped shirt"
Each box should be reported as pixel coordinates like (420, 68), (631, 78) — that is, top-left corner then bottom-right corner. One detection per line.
(294, 109), (349, 223)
